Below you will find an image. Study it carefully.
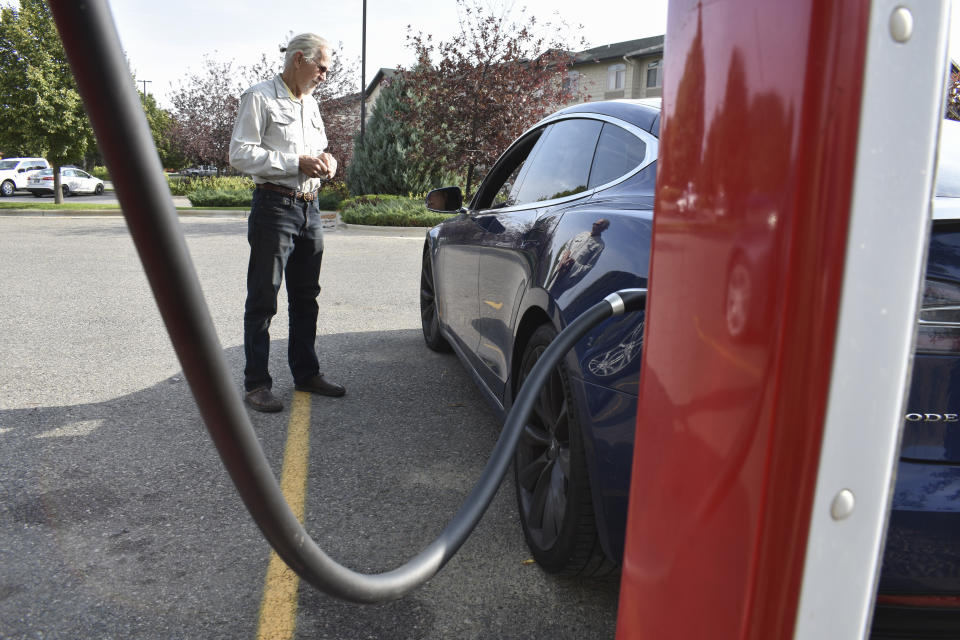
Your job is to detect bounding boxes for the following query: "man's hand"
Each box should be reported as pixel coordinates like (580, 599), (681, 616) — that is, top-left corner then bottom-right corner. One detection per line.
(319, 152), (337, 179)
(299, 153), (337, 179)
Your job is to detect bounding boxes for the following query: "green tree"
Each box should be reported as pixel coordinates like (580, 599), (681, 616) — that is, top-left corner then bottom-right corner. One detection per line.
(138, 90), (185, 170)
(0, 0), (95, 203)
(347, 76), (452, 196)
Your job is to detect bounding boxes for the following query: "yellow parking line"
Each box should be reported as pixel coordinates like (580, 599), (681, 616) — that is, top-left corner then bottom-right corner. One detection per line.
(256, 391), (312, 640)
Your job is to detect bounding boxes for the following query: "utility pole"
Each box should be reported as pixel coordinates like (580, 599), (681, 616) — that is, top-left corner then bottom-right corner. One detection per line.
(140, 79), (151, 96)
(360, 0), (367, 145)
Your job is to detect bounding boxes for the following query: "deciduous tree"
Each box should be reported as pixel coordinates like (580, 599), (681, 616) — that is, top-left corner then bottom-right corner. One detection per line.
(168, 56), (240, 172)
(398, 0), (585, 196)
(168, 43), (359, 179)
(138, 90), (184, 170)
(0, 0), (96, 202)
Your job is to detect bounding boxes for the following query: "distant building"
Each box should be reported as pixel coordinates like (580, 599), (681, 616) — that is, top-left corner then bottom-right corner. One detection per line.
(362, 68), (399, 122)
(566, 35), (664, 103)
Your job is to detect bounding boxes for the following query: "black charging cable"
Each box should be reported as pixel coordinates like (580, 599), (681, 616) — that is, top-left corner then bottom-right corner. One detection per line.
(48, 0), (647, 603)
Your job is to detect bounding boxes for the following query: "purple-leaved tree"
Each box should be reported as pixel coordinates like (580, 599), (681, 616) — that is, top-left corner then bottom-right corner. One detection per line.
(397, 0), (586, 196)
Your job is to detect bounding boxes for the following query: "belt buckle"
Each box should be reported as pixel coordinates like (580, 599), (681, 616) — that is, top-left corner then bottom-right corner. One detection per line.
(300, 190), (315, 202)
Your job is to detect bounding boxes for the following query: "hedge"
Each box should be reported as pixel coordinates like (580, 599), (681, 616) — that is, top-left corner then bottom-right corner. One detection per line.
(340, 194), (453, 227)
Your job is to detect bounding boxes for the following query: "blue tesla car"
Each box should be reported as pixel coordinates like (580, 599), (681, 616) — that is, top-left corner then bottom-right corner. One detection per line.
(420, 100), (960, 629)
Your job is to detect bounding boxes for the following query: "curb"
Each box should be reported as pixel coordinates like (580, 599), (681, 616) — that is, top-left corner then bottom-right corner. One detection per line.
(0, 209), (431, 236)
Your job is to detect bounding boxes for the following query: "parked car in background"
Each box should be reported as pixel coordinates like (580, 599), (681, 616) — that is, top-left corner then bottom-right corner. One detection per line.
(182, 165), (217, 177)
(421, 101), (960, 636)
(26, 167), (104, 197)
(0, 157), (50, 196)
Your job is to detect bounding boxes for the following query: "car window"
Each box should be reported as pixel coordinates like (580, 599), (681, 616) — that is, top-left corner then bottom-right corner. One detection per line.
(937, 119), (960, 198)
(513, 118), (603, 205)
(472, 128), (546, 210)
(76, 170), (90, 179)
(63, 169), (75, 177)
(588, 123), (647, 188)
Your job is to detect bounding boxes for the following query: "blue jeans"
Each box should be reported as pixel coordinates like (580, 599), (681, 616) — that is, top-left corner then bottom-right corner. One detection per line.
(243, 188), (325, 392)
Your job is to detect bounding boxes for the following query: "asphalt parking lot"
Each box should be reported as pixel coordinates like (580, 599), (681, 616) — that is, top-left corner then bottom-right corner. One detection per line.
(0, 216), (619, 639)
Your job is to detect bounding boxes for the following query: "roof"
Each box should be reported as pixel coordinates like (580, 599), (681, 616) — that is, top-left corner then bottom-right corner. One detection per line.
(575, 35), (665, 63)
(363, 68), (399, 98)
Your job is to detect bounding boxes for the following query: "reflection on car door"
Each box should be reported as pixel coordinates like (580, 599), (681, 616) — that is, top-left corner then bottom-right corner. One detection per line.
(434, 218), (485, 363)
(475, 119), (604, 396)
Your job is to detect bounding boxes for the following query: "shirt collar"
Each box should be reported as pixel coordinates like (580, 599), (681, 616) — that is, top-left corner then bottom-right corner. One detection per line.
(273, 74), (299, 102)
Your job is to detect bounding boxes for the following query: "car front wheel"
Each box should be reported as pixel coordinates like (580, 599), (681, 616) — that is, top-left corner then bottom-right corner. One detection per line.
(419, 248), (451, 352)
(94, 183), (104, 195)
(0, 180), (13, 197)
(513, 324), (616, 577)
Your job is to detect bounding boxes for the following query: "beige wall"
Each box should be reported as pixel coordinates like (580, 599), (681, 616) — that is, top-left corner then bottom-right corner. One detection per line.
(567, 53), (663, 105)
(364, 83), (385, 121)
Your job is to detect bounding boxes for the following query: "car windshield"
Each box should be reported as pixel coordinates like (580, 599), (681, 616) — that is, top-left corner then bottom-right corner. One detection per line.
(34, 169), (52, 177)
(0, 160), (19, 170)
(937, 120), (960, 197)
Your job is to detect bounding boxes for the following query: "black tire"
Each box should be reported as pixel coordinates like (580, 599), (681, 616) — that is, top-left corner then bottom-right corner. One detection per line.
(0, 180), (13, 197)
(513, 324), (616, 577)
(61, 185), (70, 197)
(94, 183), (104, 195)
(420, 249), (451, 352)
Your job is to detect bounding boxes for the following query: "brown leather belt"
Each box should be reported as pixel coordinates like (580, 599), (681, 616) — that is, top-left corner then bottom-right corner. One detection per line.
(257, 182), (318, 202)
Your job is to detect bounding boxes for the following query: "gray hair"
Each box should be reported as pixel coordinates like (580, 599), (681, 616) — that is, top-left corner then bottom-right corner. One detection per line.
(281, 33), (331, 70)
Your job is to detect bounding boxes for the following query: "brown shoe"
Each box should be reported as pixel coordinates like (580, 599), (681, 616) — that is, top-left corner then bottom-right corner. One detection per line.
(245, 387), (283, 412)
(295, 374), (346, 397)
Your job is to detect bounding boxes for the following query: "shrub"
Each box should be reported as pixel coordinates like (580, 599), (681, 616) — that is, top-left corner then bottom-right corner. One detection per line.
(167, 174), (254, 196)
(90, 165), (110, 181)
(315, 181), (349, 210)
(340, 194), (453, 227)
(187, 188), (253, 207)
(182, 180), (346, 209)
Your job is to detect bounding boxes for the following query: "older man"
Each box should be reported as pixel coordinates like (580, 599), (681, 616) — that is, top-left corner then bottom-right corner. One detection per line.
(229, 32), (345, 413)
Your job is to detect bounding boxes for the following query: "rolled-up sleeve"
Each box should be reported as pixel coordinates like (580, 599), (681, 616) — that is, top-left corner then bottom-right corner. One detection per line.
(229, 91), (300, 179)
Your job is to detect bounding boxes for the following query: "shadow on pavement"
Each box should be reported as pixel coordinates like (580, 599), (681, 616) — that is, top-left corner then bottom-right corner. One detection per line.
(0, 328), (619, 638)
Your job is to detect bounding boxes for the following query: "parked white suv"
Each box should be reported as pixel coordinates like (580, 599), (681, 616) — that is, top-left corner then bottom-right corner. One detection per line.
(0, 157), (50, 196)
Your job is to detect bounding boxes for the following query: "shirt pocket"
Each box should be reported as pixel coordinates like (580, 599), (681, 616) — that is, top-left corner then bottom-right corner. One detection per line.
(266, 104), (298, 150)
(309, 114), (328, 154)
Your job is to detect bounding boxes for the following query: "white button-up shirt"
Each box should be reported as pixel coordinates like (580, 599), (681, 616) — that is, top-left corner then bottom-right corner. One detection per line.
(229, 75), (328, 192)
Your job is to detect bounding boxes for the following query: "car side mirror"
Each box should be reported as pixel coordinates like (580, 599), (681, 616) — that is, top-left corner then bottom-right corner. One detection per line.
(425, 186), (463, 213)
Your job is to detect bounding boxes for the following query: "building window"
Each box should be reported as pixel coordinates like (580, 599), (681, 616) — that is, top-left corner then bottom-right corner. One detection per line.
(563, 71), (580, 95)
(608, 64), (626, 90)
(647, 60), (661, 88)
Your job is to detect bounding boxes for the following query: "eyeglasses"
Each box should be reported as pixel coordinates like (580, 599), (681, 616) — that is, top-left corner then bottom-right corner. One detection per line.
(303, 56), (328, 74)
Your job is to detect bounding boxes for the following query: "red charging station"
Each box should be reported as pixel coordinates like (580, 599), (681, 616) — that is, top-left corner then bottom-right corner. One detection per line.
(618, 0), (950, 637)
